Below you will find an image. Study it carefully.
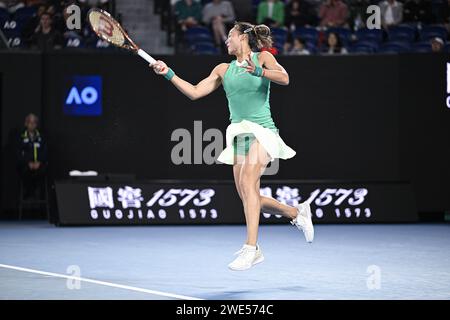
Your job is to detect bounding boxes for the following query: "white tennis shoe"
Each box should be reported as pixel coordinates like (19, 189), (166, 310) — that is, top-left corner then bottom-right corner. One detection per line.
(228, 244), (264, 271)
(291, 201), (314, 243)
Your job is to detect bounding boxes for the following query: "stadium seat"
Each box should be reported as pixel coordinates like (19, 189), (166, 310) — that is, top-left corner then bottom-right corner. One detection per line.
(191, 42), (219, 55)
(14, 6), (37, 24)
(65, 36), (84, 48)
(0, 8), (9, 26)
(412, 41), (432, 53)
(273, 42), (284, 54)
(355, 28), (383, 43)
(84, 35), (111, 49)
(387, 25), (416, 42)
(305, 42), (317, 54)
(271, 27), (288, 43)
(379, 41), (412, 53)
(350, 46), (373, 54)
(14, 6), (38, 17)
(351, 41), (379, 53)
(1, 19), (24, 36)
(6, 36), (22, 48)
(419, 25), (448, 42)
(294, 27), (318, 44)
(184, 26), (213, 44)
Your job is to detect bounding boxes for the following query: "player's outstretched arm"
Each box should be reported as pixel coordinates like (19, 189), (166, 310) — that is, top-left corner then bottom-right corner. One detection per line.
(151, 61), (227, 100)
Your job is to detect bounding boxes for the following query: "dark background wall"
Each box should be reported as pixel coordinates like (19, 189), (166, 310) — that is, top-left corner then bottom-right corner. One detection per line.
(0, 52), (42, 211)
(1, 51), (449, 214)
(398, 54), (450, 212)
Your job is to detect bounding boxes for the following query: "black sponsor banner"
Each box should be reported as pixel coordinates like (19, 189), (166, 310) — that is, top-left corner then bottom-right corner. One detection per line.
(55, 180), (417, 225)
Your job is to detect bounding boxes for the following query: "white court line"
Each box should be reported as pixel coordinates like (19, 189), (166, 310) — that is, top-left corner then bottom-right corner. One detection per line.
(0, 263), (203, 300)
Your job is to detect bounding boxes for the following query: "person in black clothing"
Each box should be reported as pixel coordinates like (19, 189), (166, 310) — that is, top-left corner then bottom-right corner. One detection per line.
(21, 4), (47, 47)
(285, 0), (314, 29)
(17, 114), (48, 199)
(30, 12), (63, 51)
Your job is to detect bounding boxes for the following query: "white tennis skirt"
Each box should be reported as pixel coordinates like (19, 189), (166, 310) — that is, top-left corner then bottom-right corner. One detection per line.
(217, 119), (296, 165)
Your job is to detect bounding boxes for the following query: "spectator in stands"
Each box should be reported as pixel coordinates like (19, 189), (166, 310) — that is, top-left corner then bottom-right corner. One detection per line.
(47, 3), (66, 34)
(283, 40), (291, 53)
(347, 0), (370, 30)
(229, 0), (253, 22)
(403, 0), (432, 24)
(174, 0), (202, 32)
(285, 0), (313, 30)
(323, 31), (347, 54)
(202, 0), (235, 47)
(16, 113), (48, 199)
(318, 0), (349, 28)
(257, 0), (285, 27)
(285, 37), (311, 55)
(30, 12), (63, 50)
(21, 4), (47, 47)
(431, 37), (444, 52)
(379, 0), (403, 29)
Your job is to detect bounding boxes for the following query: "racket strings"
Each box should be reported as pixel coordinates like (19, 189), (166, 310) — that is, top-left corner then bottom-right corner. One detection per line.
(89, 10), (126, 47)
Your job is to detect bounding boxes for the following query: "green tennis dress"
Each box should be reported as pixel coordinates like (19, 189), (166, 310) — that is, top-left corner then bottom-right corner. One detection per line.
(217, 51), (296, 165)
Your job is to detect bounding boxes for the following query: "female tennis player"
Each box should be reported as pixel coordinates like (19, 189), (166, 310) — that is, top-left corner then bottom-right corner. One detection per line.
(151, 22), (314, 271)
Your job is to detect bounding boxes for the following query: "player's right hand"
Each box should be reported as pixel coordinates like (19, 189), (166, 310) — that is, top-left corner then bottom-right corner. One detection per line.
(151, 60), (169, 75)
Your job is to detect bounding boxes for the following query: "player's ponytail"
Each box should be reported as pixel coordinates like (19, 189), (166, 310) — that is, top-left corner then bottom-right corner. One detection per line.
(253, 24), (273, 49)
(235, 21), (273, 50)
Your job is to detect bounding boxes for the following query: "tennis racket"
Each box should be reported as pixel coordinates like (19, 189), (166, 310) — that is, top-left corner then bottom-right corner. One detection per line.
(87, 8), (156, 65)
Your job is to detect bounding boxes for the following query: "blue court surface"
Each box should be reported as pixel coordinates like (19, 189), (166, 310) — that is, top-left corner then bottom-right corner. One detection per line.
(0, 221), (449, 300)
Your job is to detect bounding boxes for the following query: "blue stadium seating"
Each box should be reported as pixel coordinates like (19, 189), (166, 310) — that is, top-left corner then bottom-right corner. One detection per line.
(65, 36), (84, 48)
(184, 26), (213, 45)
(351, 40), (379, 53)
(0, 7), (9, 26)
(379, 41), (412, 53)
(191, 42), (219, 55)
(14, 6), (38, 17)
(305, 42), (317, 54)
(387, 25), (416, 42)
(412, 41), (432, 53)
(294, 27), (318, 44)
(14, 6), (37, 24)
(419, 25), (448, 42)
(271, 27), (288, 41)
(355, 28), (383, 43)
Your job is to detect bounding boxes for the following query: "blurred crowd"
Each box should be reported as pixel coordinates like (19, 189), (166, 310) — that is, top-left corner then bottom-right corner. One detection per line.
(167, 0), (450, 54)
(1, 0), (449, 54)
(0, 0), (113, 50)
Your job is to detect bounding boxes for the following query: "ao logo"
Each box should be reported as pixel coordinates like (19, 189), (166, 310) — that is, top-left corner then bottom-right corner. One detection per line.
(64, 75), (102, 116)
(65, 86), (98, 105)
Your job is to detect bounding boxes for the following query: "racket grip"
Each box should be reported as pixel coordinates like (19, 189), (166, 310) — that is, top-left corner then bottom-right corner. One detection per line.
(137, 49), (156, 65)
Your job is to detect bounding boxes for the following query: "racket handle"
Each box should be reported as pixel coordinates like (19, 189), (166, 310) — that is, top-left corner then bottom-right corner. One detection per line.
(137, 49), (156, 65)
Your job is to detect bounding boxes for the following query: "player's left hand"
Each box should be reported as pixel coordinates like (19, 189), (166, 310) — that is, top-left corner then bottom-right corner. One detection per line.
(240, 53), (256, 74)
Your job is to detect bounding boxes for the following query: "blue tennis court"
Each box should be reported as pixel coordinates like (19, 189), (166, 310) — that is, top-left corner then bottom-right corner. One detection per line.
(1, 221), (449, 300)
